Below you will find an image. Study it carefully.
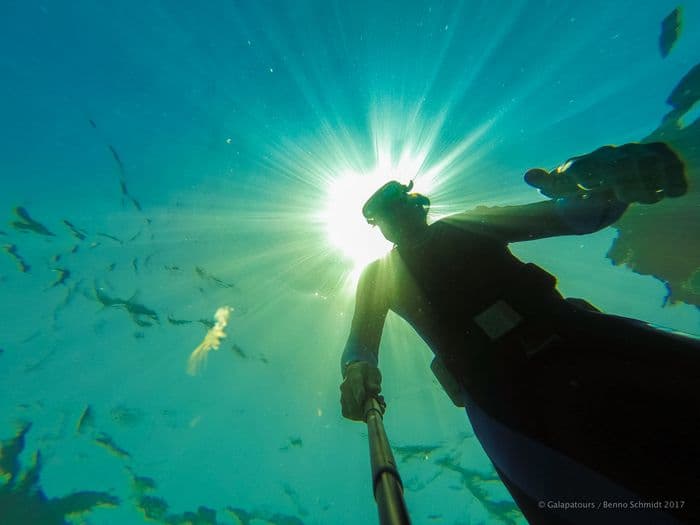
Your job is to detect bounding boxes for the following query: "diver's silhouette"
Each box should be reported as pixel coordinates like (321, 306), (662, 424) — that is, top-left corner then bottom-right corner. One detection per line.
(340, 142), (699, 524)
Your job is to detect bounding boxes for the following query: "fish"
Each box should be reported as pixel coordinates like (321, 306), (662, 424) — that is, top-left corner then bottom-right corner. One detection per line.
(94, 432), (131, 459)
(10, 207), (55, 236)
(62, 219), (87, 240)
(49, 268), (70, 288)
(97, 232), (124, 245)
(76, 405), (95, 434)
(3, 244), (30, 272)
(231, 343), (247, 358)
(94, 285), (160, 326)
(167, 315), (192, 326)
(195, 266), (236, 289)
(107, 145), (126, 178)
(1, 422), (119, 520)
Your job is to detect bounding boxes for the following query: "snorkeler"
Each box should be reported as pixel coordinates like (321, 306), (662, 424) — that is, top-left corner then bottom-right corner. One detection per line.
(339, 142), (700, 524)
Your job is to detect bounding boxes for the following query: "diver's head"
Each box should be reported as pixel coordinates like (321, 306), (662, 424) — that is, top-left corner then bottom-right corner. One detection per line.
(362, 180), (430, 245)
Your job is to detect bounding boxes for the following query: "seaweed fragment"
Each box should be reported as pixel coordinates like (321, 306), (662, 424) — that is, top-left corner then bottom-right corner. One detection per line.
(659, 7), (682, 58)
(3, 244), (30, 272)
(10, 207), (55, 236)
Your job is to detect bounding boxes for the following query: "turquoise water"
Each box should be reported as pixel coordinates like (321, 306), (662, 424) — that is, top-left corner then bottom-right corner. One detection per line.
(1, 1), (698, 524)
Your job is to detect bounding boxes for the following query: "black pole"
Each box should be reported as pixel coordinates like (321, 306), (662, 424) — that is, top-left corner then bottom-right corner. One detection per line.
(364, 398), (411, 525)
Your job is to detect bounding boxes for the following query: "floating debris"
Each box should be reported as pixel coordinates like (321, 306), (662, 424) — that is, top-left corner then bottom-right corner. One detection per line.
(131, 257), (139, 273)
(94, 285), (160, 326)
(195, 266), (236, 289)
(76, 405), (95, 434)
(0, 423), (118, 524)
(94, 432), (130, 459)
(187, 306), (233, 375)
(3, 244), (30, 272)
(10, 207), (55, 236)
(62, 219), (87, 240)
(659, 7), (683, 58)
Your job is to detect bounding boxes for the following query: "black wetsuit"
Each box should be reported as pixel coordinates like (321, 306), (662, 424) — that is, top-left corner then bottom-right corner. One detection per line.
(342, 200), (700, 524)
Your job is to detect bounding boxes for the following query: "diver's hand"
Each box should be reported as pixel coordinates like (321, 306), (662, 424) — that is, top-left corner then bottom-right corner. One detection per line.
(340, 361), (382, 421)
(525, 142), (686, 204)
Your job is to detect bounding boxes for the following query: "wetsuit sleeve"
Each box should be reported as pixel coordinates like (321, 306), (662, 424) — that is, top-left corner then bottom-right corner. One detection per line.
(444, 193), (628, 243)
(340, 262), (389, 376)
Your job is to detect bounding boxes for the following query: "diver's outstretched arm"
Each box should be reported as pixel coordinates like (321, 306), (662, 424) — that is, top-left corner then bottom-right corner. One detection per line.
(442, 195), (627, 243)
(443, 142), (686, 243)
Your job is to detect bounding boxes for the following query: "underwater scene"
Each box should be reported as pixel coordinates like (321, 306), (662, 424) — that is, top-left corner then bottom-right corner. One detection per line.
(1, 1), (699, 524)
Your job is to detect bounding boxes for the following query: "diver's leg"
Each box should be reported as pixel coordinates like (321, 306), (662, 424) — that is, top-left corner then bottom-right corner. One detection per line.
(532, 304), (700, 522)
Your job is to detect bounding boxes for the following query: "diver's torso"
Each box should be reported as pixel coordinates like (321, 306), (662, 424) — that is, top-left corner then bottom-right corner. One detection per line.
(387, 220), (528, 351)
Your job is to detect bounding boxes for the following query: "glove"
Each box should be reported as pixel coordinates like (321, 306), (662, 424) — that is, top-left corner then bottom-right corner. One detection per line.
(340, 361), (382, 421)
(524, 142), (687, 204)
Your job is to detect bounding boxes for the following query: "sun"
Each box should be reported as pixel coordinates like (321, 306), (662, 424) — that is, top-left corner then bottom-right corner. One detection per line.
(317, 147), (437, 280)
